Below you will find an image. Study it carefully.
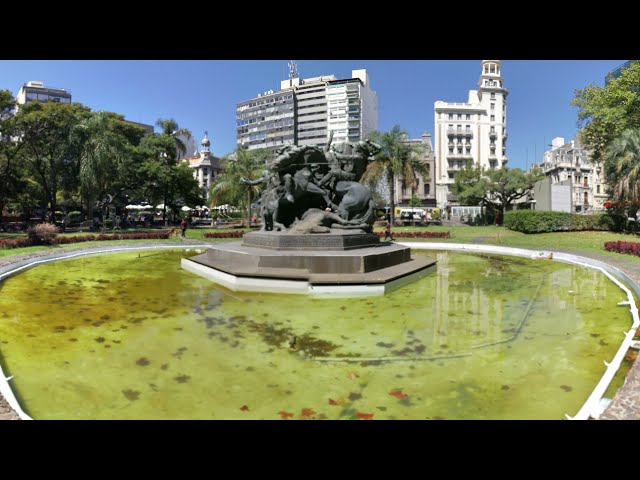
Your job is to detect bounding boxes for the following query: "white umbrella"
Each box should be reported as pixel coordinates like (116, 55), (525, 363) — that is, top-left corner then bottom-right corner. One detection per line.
(181, 206), (192, 211)
(156, 204), (165, 209)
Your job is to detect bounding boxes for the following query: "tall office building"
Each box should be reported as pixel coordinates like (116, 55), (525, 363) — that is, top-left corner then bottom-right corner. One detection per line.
(16, 80), (72, 107)
(236, 68), (378, 158)
(434, 60), (508, 208)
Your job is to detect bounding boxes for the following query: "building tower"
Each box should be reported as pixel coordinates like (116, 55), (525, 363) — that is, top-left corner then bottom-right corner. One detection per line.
(434, 60), (509, 208)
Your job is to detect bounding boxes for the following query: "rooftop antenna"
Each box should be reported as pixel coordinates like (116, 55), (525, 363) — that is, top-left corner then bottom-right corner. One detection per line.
(288, 60), (298, 87)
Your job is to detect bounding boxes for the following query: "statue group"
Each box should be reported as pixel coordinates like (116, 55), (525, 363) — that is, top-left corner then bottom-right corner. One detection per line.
(241, 133), (381, 234)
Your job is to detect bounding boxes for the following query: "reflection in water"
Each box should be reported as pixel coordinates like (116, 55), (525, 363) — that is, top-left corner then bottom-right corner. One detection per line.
(0, 249), (632, 419)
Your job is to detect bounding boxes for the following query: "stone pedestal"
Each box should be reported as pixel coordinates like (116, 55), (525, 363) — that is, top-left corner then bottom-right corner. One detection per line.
(181, 231), (436, 297)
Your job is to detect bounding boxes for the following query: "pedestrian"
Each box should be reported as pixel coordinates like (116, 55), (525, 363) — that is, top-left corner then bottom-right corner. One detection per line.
(384, 221), (395, 242)
(180, 217), (188, 238)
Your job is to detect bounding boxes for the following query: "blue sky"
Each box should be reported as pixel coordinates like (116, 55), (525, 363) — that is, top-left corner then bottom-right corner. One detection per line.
(0, 60), (625, 170)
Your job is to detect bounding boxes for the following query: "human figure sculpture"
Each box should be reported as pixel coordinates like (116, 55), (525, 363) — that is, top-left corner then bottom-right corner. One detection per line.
(240, 137), (381, 234)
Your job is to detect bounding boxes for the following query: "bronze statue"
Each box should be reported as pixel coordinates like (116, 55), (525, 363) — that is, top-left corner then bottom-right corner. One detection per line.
(245, 136), (381, 234)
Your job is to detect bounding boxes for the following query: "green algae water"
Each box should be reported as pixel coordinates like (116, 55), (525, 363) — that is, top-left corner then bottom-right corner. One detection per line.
(0, 248), (633, 420)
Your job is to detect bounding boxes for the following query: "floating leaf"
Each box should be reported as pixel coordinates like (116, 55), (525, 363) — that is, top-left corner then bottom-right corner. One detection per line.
(376, 406), (387, 411)
(240, 405), (249, 411)
(348, 373), (360, 379)
(389, 390), (408, 399)
(278, 411), (294, 419)
(355, 411), (374, 420)
(328, 398), (339, 406)
(300, 408), (316, 419)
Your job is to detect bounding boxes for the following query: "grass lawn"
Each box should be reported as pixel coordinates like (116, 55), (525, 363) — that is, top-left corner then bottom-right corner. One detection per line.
(3, 225), (640, 264)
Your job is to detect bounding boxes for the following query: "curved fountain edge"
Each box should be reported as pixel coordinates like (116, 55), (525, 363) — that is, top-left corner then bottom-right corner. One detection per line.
(0, 243), (212, 420)
(400, 242), (640, 420)
(1, 241), (638, 420)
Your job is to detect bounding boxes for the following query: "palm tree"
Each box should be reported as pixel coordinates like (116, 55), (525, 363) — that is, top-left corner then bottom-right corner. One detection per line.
(155, 118), (192, 163)
(608, 128), (640, 203)
(73, 111), (130, 223)
(361, 125), (426, 225)
(209, 147), (271, 227)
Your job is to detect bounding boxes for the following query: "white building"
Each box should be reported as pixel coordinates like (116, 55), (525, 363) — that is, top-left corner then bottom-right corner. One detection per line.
(236, 68), (378, 156)
(16, 80), (72, 107)
(182, 132), (222, 200)
(537, 134), (606, 212)
(395, 133), (436, 207)
(434, 60), (508, 208)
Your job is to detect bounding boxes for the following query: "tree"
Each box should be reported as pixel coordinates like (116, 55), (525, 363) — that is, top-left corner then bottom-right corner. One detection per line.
(452, 164), (544, 215)
(362, 125), (426, 225)
(72, 111), (133, 220)
(15, 101), (91, 219)
(155, 118), (192, 163)
(572, 61), (640, 166)
(606, 128), (640, 203)
(0, 90), (26, 215)
(209, 147), (271, 227)
(137, 133), (202, 224)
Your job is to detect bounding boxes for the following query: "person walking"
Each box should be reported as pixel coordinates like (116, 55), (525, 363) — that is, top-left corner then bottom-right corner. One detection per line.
(180, 217), (188, 238)
(384, 221), (395, 242)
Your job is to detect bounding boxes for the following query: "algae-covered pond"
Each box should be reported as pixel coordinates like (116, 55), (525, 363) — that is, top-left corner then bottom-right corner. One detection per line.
(0, 248), (632, 419)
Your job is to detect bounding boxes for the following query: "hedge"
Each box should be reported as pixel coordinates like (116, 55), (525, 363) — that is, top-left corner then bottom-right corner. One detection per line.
(504, 210), (616, 234)
(0, 231), (171, 249)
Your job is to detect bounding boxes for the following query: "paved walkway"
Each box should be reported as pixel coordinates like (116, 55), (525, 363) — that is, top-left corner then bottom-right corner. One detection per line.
(1, 241), (639, 420)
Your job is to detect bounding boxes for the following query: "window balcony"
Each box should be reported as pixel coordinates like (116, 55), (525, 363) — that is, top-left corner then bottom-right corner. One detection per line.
(489, 131), (497, 139)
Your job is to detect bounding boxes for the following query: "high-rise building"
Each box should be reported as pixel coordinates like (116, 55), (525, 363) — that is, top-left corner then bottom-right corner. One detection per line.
(236, 68), (378, 158)
(434, 60), (508, 208)
(16, 80), (72, 107)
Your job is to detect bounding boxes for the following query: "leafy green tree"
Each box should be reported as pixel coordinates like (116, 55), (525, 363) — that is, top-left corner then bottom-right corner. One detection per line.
(605, 128), (640, 203)
(15, 101), (91, 219)
(362, 125), (426, 224)
(452, 164), (544, 214)
(572, 61), (640, 166)
(72, 111), (134, 220)
(0, 90), (26, 215)
(209, 147), (271, 227)
(155, 118), (192, 162)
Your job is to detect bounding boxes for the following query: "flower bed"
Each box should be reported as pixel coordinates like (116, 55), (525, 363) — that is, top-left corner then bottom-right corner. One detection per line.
(0, 231), (171, 249)
(376, 231), (450, 238)
(604, 241), (640, 256)
(204, 231), (248, 238)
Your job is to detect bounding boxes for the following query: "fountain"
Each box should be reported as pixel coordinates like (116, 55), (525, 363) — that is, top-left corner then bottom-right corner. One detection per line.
(182, 137), (435, 296)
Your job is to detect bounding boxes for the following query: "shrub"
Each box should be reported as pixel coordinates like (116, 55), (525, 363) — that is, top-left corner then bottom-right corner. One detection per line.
(604, 241), (640, 256)
(28, 223), (59, 244)
(504, 210), (614, 233)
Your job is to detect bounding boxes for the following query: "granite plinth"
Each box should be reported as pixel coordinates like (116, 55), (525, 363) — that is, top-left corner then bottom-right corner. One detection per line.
(181, 239), (436, 296)
(242, 231), (380, 251)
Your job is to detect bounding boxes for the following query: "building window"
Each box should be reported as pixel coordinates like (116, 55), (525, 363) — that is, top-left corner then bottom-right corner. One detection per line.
(490, 103), (495, 110)
(466, 114), (470, 120)
(490, 92), (496, 99)
(597, 185), (600, 194)
(424, 184), (430, 195)
(448, 113), (453, 120)
(449, 147), (454, 154)
(457, 125), (461, 132)
(457, 114), (462, 120)
(490, 115), (495, 121)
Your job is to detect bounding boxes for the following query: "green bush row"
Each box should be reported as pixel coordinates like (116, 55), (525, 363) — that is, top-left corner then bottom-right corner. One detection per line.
(504, 210), (622, 233)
